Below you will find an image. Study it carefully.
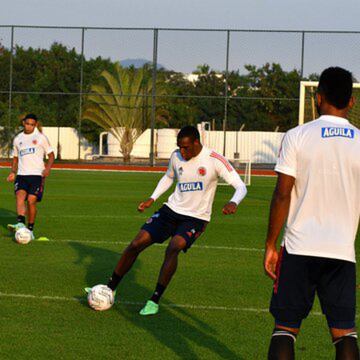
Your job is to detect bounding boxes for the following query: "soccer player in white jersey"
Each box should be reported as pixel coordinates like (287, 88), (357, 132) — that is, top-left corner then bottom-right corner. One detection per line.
(7, 114), (55, 239)
(87, 125), (247, 315)
(264, 67), (360, 359)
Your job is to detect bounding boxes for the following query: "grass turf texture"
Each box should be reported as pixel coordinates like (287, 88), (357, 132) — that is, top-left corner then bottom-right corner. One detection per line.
(0, 169), (358, 359)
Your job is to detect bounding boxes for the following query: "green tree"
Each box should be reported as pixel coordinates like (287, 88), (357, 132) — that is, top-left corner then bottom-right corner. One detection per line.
(83, 63), (166, 161)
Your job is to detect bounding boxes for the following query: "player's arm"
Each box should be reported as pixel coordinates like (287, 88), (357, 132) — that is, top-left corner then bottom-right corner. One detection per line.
(222, 175), (247, 215)
(7, 139), (18, 182)
(264, 173), (295, 280)
(138, 174), (174, 212)
(264, 129), (297, 280)
(40, 134), (55, 177)
(213, 153), (247, 215)
(7, 156), (18, 182)
(42, 151), (55, 177)
(138, 152), (175, 212)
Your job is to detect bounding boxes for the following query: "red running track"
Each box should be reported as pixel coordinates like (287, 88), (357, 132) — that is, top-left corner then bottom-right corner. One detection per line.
(0, 161), (276, 176)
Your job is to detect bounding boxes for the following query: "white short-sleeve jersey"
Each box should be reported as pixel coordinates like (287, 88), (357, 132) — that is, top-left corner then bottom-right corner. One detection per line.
(13, 128), (54, 176)
(165, 146), (243, 221)
(276, 115), (360, 262)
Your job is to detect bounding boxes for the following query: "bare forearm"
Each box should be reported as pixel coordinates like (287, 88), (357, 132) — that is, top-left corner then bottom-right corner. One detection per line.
(45, 153), (55, 170)
(11, 157), (18, 173)
(265, 191), (291, 248)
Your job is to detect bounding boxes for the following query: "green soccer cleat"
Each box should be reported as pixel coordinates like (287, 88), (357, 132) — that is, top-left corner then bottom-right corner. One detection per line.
(7, 222), (26, 232)
(139, 300), (159, 316)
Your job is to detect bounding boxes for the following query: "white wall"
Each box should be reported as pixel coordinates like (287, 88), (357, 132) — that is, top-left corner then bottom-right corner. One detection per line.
(2, 126), (283, 163)
(42, 127), (94, 160)
(108, 129), (284, 163)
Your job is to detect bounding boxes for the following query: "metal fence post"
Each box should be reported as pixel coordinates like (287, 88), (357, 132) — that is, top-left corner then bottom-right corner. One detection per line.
(78, 27), (85, 160)
(149, 28), (158, 167)
(222, 30), (230, 156)
(7, 26), (14, 155)
(300, 31), (305, 79)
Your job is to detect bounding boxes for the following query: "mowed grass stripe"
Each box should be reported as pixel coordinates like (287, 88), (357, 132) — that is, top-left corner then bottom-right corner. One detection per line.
(0, 291), (336, 317)
(43, 238), (265, 252)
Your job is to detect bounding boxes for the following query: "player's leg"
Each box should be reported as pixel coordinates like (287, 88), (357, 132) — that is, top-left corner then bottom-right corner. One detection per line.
(26, 176), (44, 233)
(140, 218), (207, 315)
(331, 328), (359, 360)
(16, 190), (27, 223)
(107, 230), (154, 291)
(107, 206), (173, 292)
(153, 235), (187, 298)
(27, 194), (37, 233)
(268, 325), (299, 360)
(8, 189), (27, 231)
(318, 259), (359, 359)
(268, 247), (315, 360)
(139, 235), (187, 316)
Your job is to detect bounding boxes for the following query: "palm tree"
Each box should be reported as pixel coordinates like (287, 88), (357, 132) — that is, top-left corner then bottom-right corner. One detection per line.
(83, 63), (164, 162)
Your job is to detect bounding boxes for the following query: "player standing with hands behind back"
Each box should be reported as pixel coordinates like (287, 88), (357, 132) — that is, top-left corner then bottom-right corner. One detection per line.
(264, 67), (360, 359)
(7, 114), (55, 240)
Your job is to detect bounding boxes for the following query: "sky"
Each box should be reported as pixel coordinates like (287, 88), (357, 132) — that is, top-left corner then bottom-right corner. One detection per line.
(1, 0), (360, 76)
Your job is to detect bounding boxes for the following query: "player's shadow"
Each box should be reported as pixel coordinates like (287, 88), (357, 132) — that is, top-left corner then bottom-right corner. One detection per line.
(0, 208), (17, 235)
(70, 241), (241, 360)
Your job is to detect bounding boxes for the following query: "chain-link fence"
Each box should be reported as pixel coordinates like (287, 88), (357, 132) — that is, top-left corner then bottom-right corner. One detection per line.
(1, 26), (359, 164)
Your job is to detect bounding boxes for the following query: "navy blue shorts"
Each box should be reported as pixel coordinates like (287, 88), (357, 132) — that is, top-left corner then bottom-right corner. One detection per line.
(14, 175), (45, 202)
(270, 246), (356, 329)
(141, 205), (208, 252)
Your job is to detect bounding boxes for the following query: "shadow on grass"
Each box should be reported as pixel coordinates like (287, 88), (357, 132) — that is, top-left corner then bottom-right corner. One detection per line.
(70, 241), (241, 360)
(0, 208), (17, 239)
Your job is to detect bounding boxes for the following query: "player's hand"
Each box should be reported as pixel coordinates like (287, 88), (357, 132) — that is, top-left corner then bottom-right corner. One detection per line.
(222, 201), (237, 215)
(42, 168), (51, 177)
(137, 198), (154, 212)
(264, 245), (279, 280)
(6, 172), (16, 182)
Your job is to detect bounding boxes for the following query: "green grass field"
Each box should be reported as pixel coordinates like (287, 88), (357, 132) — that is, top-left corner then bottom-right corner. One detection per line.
(0, 169), (358, 359)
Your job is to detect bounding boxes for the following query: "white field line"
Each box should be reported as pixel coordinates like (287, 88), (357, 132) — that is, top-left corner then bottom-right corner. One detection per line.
(46, 238), (265, 252)
(0, 291), (329, 316)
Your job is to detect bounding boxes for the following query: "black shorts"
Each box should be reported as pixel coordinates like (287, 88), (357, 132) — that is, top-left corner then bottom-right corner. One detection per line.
(270, 246), (356, 329)
(141, 205), (208, 252)
(14, 175), (45, 202)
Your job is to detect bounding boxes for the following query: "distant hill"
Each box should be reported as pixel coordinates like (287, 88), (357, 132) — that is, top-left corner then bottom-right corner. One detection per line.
(120, 58), (165, 69)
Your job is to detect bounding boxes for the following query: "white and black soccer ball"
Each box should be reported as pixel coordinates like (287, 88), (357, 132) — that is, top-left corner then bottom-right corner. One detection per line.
(87, 284), (114, 311)
(15, 227), (33, 245)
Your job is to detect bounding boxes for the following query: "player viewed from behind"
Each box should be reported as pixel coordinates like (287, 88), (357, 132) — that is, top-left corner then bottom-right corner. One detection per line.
(7, 114), (55, 240)
(264, 67), (360, 360)
(87, 125), (247, 315)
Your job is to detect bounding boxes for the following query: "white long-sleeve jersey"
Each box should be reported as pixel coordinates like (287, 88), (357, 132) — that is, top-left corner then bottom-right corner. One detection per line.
(150, 147), (247, 221)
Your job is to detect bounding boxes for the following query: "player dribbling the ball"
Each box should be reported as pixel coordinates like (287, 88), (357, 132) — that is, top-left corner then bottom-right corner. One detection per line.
(7, 114), (54, 240)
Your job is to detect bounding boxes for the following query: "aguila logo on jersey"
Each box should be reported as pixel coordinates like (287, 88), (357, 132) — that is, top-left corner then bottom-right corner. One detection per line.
(178, 182), (203, 192)
(178, 167), (184, 176)
(321, 127), (354, 139)
(198, 167), (206, 176)
(32, 139), (37, 145)
(19, 148), (36, 156)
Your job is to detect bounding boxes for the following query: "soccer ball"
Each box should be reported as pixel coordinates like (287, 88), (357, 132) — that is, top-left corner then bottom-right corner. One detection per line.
(87, 284), (114, 311)
(15, 227), (33, 245)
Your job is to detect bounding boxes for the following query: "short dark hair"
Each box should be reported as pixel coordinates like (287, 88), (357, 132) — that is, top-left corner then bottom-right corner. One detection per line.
(318, 67), (353, 109)
(23, 113), (38, 121)
(177, 125), (200, 142)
